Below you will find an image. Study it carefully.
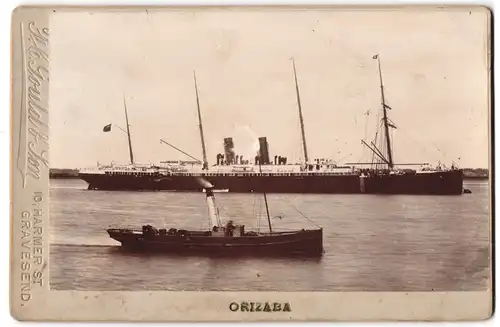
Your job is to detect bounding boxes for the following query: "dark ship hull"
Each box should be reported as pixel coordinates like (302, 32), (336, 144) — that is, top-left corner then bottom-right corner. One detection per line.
(107, 227), (324, 257)
(362, 170), (464, 195)
(80, 169), (464, 195)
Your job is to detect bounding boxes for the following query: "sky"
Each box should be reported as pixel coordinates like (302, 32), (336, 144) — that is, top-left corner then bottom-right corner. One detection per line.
(48, 6), (491, 169)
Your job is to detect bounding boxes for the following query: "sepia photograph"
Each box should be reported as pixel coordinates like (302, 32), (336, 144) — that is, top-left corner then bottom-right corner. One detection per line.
(10, 4), (493, 321)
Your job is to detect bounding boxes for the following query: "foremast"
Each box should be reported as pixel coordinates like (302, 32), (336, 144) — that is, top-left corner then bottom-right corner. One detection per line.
(123, 97), (135, 165)
(361, 54), (397, 170)
(292, 57), (309, 164)
(194, 71), (209, 170)
(257, 146), (273, 233)
(375, 54), (394, 169)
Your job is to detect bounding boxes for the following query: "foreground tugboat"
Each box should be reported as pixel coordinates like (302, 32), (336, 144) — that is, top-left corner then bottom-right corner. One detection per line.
(106, 174), (324, 257)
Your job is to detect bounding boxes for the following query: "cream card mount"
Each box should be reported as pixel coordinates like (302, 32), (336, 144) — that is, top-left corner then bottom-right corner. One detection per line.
(9, 5), (493, 322)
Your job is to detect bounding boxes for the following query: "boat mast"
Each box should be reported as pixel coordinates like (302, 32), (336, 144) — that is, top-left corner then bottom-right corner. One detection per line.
(292, 57), (309, 164)
(375, 54), (394, 169)
(194, 71), (208, 170)
(258, 152), (273, 233)
(123, 97), (134, 165)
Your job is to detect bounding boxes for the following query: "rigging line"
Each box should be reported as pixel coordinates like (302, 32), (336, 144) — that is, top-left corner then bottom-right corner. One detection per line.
(160, 139), (201, 162)
(216, 201), (229, 215)
(380, 119), (387, 166)
(391, 129), (395, 164)
(254, 194), (262, 232)
(364, 111), (370, 141)
(395, 126), (444, 162)
(282, 195), (321, 228)
(253, 194), (260, 231)
(371, 113), (381, 166)
(257, 197), (261, 226)
(252, 193), (256, 218)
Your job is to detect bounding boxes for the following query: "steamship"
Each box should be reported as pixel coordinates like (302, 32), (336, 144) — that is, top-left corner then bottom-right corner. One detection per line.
(79, 56), (463, 195)
(107, 173), (324, 256)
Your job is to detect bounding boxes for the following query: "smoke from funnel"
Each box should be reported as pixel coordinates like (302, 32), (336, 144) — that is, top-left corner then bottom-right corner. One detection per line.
(196, 177), (214, 189)
(229, 124), (261, 162)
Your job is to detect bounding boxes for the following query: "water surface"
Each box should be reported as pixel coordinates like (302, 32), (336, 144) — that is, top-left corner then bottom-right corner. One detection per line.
(49, 179), (491, 292)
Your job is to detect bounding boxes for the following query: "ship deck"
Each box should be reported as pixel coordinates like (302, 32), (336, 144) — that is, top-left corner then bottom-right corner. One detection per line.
(107, 227), (319, 237)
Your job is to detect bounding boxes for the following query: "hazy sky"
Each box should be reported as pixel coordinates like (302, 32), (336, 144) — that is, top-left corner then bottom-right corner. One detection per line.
(49, 6), (490, 169)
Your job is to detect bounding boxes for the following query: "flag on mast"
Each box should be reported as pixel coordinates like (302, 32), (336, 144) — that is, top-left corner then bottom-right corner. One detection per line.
(103, 124), (112, 132)
(373, 54), (378, 59)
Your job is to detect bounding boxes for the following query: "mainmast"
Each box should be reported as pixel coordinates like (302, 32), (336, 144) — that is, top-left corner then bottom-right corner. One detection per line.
(123, 97), (134, 165)
(258, 150), (272, 233)
(193, 71), (208, 169)
(292, 57), (309, 164)
(374, 54), (394, 169)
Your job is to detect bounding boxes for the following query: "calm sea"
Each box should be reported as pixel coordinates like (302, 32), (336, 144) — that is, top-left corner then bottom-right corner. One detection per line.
(49, 179), (491, 292)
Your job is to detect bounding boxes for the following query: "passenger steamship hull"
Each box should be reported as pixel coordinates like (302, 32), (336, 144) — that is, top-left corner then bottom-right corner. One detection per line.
(85, 57), (465, 196)
(79, 168), (464, 195)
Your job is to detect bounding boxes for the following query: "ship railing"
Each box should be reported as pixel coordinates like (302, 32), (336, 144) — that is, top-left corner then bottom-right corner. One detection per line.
(239, 228), (318, 236)
(107, 226), (316, 235)
(107, 227), (144, 234)
(157, 171), (357, 177)
(78, 167), (107, 174)
(104, 170), (171, 176)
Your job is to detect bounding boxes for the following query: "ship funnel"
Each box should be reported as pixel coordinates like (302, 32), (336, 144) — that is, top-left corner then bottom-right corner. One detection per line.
(223, 137), (235, 164)
(258, 137), (270, 165)
(216, 153), (223, 165)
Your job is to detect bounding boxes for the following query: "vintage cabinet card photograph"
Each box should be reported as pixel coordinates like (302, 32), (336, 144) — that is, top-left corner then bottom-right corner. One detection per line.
(9, 4), (493, 322)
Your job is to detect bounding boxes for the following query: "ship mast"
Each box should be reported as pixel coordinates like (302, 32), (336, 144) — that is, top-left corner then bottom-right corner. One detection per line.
(354, 56), (428, 169)
(375, 54), (394, 169)
(123, 97), (134, 165)
(194, 71), (208, 170)
(258, 151), (272, 233)
(292, 57), (309, 164)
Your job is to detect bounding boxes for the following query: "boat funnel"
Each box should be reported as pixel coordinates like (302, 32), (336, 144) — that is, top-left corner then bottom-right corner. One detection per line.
(224, 137), (235, 164)
(258, 137), (270, 165)
(204, 186), (221, 228)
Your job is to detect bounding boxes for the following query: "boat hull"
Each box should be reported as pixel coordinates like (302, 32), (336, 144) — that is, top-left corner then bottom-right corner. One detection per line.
(80, 169), (464, 195)
(363, 169), (464, 195)
(107, 228), (324, 257)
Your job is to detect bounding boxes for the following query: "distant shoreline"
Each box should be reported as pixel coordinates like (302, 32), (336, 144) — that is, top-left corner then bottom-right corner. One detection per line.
(49, 168), (80, 179)
(463, 176), (489, 181)
(48, 167), (490, 180)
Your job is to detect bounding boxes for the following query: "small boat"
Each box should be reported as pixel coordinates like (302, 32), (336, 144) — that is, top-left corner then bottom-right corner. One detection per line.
(202, 188), (229, 193)
(107, 159), (324, 257)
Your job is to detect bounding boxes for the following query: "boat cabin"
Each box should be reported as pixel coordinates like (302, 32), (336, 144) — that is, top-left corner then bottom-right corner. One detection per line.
(212, 222), (245, 237)
(140, 222), (251, 238)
